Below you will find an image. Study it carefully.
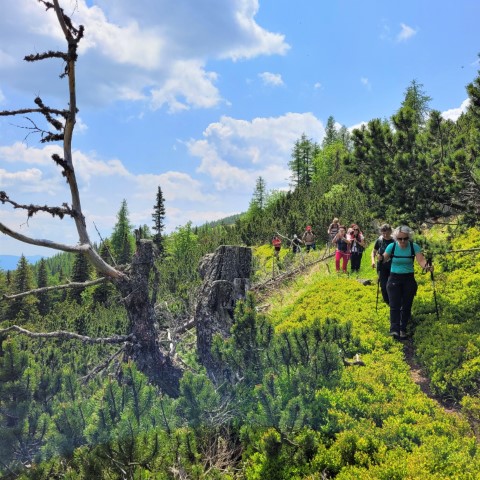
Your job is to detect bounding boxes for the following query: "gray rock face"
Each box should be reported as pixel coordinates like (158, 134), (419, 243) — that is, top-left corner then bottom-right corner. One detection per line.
(195, 246), (252, 382)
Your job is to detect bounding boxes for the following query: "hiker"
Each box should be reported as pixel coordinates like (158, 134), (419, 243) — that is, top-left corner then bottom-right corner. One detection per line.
(379, 225), (433, 340)
(272, 235), (282, 258)
(302, 226), (316, 252)
(348, 224), (366, 274)
(371, 224), (394, 304)
(332, 226), (351, 273)
(291, 234), (303, 254)
(327, 217), (340, 244)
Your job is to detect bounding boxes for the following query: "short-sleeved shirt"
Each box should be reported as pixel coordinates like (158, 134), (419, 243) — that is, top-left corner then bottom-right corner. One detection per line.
(373, 236), (394, 255)
(385, 241), (421, 274)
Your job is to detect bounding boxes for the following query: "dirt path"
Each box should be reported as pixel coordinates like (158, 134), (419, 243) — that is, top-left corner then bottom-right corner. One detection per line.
(402, 338), (460, 415)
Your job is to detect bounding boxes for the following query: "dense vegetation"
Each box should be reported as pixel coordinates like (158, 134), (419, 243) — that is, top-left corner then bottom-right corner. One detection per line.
(1, 42), (480, 480)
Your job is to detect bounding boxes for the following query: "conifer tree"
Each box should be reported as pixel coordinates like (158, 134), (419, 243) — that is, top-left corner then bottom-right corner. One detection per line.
(37, 258), (50, 316)
(152, 186), (166, 255)
(401, 79), (432, 126)
(69, 253), (92, 303)
(0, 342), (49, 472)
(322, 115), (338, 148)
(289, 133), (319, 188)
(111, 199), (135, 264)
(251, 176), (267, 211)
(93, 240), (117, 305)
(6, 255), (38, 322)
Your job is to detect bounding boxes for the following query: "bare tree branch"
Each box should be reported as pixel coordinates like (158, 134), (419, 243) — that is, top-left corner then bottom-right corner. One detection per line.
(0, 191), (75, 219)
(0, 222), (125, 278)
(0, 107), (67, 118)
(0, 221), (89, 252)
(3, 278), (107, 300)
(81, 346), (127, 384)
(0, 325), (132, 344)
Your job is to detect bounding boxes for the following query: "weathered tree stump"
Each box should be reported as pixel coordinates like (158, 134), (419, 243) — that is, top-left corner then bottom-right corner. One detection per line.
(117, 240), (182, 397)
(195, 245), (252, 382)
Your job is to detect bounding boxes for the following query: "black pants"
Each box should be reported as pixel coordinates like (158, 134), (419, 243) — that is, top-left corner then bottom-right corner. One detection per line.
(387, 273), (418, 333)
(378, 264), (391, 304)
(350, 252), (363, 272)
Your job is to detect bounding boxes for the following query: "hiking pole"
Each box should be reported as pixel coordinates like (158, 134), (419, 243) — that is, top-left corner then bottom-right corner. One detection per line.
(426, 254), (440, 321)
(375, 274), (380, 313)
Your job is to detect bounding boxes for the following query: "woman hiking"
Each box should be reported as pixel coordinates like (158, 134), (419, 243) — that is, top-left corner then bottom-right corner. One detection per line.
(371, 224), (394, 304)
(332, 226), (351, 273)
(378, 225), (433, 339)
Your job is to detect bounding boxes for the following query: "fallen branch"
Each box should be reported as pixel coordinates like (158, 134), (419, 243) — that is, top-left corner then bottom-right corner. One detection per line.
(3, 277), (107, 300)
(0, 325), (132, 344)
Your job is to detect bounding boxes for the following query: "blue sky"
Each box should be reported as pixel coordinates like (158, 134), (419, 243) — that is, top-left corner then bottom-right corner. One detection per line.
(0, 0), (478, 257)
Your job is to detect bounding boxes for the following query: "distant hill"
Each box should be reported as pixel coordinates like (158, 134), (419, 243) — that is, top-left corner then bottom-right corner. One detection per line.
(202, 213), (243, 228)
(0, 255), (45, 271)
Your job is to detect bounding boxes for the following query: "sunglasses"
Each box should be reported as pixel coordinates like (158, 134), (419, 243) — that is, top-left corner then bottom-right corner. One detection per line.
(397, 237), (409, 241)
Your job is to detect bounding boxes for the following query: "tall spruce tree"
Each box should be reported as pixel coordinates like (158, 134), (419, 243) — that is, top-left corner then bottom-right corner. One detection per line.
(288, 133), (319, 188)
(6, 255), (38, 322)
(69, 253), (92, 303)
(37, 258), (50, 316)
(322, 115), (338, 148)
(401, 80), (432, 126)
(111, 199), (135, 264)
(251, 176), (267, 210)
(152, 186), (166, 255)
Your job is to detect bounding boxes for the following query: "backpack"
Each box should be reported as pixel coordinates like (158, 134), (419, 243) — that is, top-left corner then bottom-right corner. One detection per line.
(377, 236), (394, 255)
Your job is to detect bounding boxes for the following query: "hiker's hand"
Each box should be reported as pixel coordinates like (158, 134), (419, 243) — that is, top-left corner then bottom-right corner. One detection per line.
(371, 261), (376, 269)
(425, 264), (434, 273)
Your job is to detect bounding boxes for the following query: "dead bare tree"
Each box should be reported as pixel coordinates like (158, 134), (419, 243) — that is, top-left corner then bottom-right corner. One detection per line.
(0, 0), (181, 396)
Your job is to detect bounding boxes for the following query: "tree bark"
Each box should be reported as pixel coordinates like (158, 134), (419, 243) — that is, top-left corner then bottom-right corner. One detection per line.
(195, 245), (252, 382)
(117, 240), (182, 397)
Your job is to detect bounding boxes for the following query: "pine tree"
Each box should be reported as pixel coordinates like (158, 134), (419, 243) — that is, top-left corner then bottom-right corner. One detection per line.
(0, 342), (49, 472)
(152, 186), (166, 255)
(6, 255), (38, 322)
(322, 115), (338, 148)
(251, 176), (267, 211)
(111, 199), (135, 264)
(69, 253), (92, 303)
(288, 133), (318, 188)
(37, 258), (50, 316)
(401, 79), (432, 126)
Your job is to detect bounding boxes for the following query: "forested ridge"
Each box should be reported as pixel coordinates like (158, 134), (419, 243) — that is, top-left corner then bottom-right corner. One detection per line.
(1, 2), (480, 478)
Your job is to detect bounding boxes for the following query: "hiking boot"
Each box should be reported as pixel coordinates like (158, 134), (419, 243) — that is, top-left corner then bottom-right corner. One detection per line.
(400, 331), (407, 339)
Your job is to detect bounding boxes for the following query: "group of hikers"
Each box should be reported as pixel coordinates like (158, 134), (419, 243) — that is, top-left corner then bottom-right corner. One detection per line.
(272, 219), (434, 341)
(272, 218), (367, 274)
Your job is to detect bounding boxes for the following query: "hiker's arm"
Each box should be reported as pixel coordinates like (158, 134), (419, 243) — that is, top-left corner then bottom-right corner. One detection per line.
(371, 248), (378, 268)
(415, 252), (433, 272)
(379, 251), (390, 262)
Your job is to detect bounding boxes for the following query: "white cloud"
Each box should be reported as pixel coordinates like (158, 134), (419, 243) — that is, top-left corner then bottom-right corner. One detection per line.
(396, 23), (417, 42)
(314, 82), (322, 90)
(360, 77), (371, 90)
(0, 142), (61, 167)
(150, 60), (221, 112)
(0, 141), (216, 254)
(348, 121), (367, 132)
(259, 72), (284, 87)
(0, 0), (290, 113)
(441, 99), (470, 121)
(188, 113), (324, 192)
